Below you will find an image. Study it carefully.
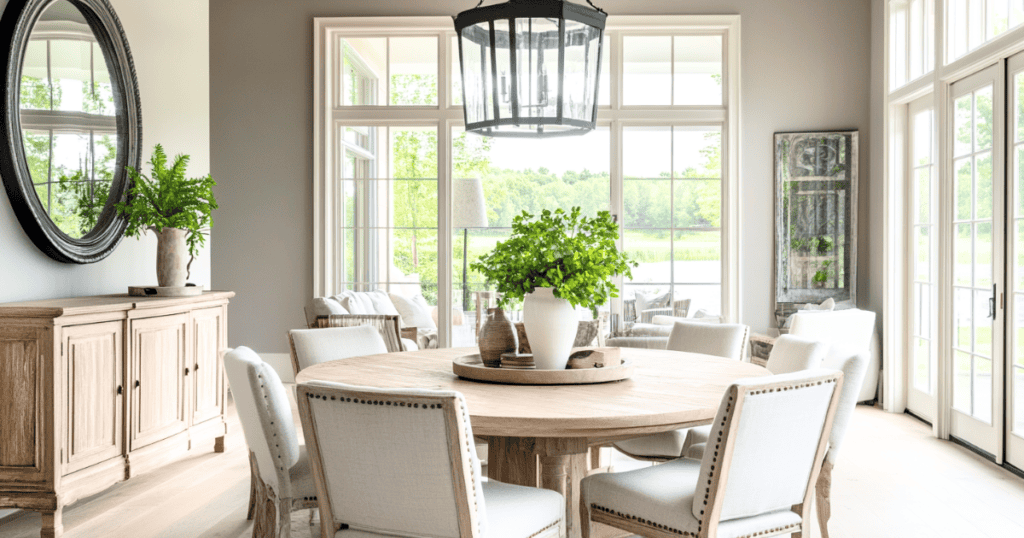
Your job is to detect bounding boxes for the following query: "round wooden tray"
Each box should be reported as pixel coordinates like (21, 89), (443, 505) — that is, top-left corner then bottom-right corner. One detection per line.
(452, 354), (634, 385)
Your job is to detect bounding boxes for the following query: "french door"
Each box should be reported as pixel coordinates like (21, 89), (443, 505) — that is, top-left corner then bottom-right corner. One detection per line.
(1004, 52), (1024, 467)
(947, 63), (1006, 459)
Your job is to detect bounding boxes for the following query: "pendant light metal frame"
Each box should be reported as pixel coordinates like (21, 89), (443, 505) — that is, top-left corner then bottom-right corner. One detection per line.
(454, 0), (607, 138)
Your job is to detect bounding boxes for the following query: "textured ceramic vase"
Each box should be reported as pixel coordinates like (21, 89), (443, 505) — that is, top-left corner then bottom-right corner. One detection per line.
(156, 227), (188, 288)
(523, 287), (577, 370)
(478, 308), (518, 367)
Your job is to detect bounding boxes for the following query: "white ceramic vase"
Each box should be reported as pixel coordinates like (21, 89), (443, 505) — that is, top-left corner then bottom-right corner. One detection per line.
(156, 227), (188, 288)
(523, 287), (577, 370)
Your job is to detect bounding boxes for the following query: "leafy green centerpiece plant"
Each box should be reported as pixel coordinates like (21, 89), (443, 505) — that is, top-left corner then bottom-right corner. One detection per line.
(472, 207), (636, 369)
(115, 145), (217, 288)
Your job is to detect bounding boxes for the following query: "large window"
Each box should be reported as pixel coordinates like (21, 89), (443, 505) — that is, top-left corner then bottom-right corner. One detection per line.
(315, 16), (740, 346)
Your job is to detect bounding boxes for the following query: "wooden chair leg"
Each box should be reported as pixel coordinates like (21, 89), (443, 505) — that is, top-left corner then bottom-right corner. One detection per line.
(247, 451), (258, 521)
(579, 496), (592, 538)
(816, 460), (834, 538)
(278, 498), (292, 538)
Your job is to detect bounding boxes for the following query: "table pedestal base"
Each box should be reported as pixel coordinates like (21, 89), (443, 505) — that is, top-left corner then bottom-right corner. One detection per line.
(488, 437), (590, 538)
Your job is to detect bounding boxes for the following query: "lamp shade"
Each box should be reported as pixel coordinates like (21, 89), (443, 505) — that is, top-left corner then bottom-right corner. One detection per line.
(454, 0), (607, 138)
(453, 178), (488, 229)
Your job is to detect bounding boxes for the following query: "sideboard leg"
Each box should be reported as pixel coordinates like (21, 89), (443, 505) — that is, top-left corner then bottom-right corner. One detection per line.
(214, 435), (226, 453)
(40, 505), (63, 538)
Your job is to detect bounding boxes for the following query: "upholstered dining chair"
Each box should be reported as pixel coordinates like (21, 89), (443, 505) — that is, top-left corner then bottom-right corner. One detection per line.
(679, 344), (868, 538)
(679, 334), (830, 459)
(297, 380), (565, 538)
(581, 369), (844, 538)
(666, 320), (749, 360)
(612, 321), (750, 461)
(288, 325), (388, 376)
(788, 308), (877, 402)
(224, 347), (317, 538)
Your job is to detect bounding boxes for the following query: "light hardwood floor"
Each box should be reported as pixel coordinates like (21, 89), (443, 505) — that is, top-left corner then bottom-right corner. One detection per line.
(1, 402), (1022, 538)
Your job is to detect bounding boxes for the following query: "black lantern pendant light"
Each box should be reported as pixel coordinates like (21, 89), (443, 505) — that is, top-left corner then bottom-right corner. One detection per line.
(454, 0), (607, 138)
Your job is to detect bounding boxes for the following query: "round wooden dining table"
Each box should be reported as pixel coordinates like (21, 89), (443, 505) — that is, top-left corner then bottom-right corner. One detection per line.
(295, 346), (768, 538)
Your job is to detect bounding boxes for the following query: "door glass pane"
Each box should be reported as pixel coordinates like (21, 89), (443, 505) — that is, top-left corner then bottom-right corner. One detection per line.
(975, 222), (993, 287)
(956, 223), (973, 286)
(955, 158), (973, 220)
(974, 289), (993, 357)
(954, 95), (973, 157)
(976, 153), (993, 219)
(955, 287), (973, 349)
(976, 87), (994, 150)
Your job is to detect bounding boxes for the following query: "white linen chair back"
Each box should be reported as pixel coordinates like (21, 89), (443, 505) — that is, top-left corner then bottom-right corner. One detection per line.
(288, 325), (388, 375)
(788, 309), (874, 353)
(666, 320), (749, 361)
(224, 346), (301, 498)
(692, 369), (843, 524)
(765, 334), (828, 374)
(297, 380), (487, 538)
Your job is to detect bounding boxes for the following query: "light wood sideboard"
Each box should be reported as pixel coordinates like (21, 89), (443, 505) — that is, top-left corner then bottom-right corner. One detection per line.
(0, 291), (234, 538)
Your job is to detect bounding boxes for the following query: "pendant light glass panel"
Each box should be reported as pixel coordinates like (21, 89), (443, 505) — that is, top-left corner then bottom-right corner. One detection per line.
(455, 1), (606, 138)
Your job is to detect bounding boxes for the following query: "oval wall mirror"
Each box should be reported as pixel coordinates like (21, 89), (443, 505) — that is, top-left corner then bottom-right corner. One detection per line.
(0, 0), (141, 263)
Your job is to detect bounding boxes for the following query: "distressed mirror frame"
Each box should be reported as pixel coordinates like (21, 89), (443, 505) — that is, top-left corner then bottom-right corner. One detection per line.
(0, 0), (141, 263)
(773, 130), (858, 326)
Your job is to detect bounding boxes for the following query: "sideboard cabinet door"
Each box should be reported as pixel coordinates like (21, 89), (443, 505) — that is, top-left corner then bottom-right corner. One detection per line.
(190, 307), (224, 426)
(129, 314), (189, 450)
(62, 321), (124, 475)
(0, 325), (50, 485)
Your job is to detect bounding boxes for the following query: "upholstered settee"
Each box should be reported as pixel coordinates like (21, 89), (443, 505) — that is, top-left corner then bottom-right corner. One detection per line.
(605, 310), (724, 350)
(307, 290), (440, 351)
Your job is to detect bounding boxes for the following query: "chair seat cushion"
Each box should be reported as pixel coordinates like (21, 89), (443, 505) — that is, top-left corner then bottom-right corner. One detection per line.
(614, 428), (688, 459)
(582, 458), (802, 538)
(288, 445), (318, 501)
(483, 480), (563, 538)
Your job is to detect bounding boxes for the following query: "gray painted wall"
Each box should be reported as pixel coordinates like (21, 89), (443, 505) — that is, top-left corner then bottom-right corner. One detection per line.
(210, 0), (875, 354)
(0, 0), (212, 304)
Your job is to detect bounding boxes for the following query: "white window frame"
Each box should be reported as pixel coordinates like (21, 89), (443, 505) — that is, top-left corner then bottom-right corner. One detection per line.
(314, 15), (741, 347)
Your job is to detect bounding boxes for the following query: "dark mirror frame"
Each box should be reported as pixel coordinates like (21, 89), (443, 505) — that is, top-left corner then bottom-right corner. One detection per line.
(0, 0), (141, 263)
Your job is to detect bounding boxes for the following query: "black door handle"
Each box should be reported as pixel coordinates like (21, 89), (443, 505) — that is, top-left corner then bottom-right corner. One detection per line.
(990, 284), (997, 319)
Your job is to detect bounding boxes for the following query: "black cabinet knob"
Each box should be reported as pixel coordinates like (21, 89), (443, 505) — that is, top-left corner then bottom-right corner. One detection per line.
(194, 364), (199, 372)
(184, 367), (190, 376)
(116, 385), (123, 395)
(134, 380), (140, 388)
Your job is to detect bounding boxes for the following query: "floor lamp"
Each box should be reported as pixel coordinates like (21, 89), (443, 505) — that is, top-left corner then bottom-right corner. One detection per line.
(453, 179), (488, 318)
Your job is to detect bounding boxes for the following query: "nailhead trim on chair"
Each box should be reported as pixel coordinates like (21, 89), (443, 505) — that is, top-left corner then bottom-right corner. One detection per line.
(591, 504), (695, 536)
(591, 504), (801, 538)
(525, 519), (561, 538)
(256, 373), (291, 475)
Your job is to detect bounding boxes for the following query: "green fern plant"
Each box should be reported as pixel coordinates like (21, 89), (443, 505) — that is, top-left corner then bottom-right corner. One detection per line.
(115, 144), (217, 278)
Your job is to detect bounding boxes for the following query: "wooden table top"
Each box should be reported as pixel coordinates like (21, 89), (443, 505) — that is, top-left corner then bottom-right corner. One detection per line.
(295, 347), (769, 439)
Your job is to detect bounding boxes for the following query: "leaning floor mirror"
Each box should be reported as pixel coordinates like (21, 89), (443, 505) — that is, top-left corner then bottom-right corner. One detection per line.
(774, 130), (858, 327)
